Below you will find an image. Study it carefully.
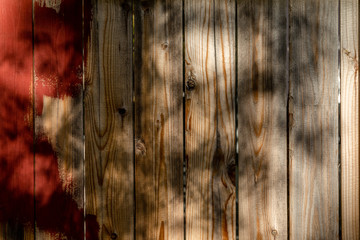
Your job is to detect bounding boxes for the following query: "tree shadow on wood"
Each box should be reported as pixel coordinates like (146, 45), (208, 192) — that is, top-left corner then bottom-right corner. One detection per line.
(0, 0), (340, 240)
(0, 0), (93, 239)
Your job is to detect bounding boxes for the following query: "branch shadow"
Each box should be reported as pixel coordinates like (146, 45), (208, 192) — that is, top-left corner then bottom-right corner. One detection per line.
(0, 0), (339, 239)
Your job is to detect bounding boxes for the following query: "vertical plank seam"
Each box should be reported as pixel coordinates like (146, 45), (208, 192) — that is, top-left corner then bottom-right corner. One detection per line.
(338, 0), (342, 238)
(234, 0), (239, 239)
(357, 1), (360, 238)
(213, 1), (218, 237)
(213, 0), (217, 139)
(355, 0), (360, 237)
(358, 1), (360, 237)
(93, 0), (103, 232)
(132, 1), (136, 239)
(182, 0), (186, 239)
(31, 0), (36, 238)
(286, 0), (290, 239)
(82, 0), (86, 238)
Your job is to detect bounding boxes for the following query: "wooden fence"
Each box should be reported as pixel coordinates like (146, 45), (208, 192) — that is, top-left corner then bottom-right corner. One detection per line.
(0, 0), (358, 239)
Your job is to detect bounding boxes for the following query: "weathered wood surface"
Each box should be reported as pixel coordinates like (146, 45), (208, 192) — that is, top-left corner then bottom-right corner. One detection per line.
(0, 0), (34, 239)
(84, 0), (134, 239)
(237, 0), (288, 239)
(134, 0), (184, 239)
(0, 222), (34, 240)
(289, 0), (339, 239)
(340, 0), (360, 239)
(34, 0), (84, 238)
(184, 0), (236, 239)
(0, 1), (357, 239)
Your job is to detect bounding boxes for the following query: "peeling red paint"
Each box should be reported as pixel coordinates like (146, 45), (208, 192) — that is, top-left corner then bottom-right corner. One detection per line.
(86, 215), (100, 240)
(34, 0), (99, 239)
(34, 0), (83, 115)
(0, 0), (99, 239)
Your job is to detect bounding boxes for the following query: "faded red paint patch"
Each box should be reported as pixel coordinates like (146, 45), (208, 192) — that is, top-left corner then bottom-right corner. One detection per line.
(86, 214), (100, 240)
(34, 0), (99, 239)
(0, 0), (35, 227)
(0, 0), (100, 239)
(34, 0), (83, 115)
(35, 138), (84, 239)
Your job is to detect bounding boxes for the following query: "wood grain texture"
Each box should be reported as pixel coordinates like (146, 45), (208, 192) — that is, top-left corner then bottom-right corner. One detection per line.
(84, 0), (134, 239)
(134, 0), (184, 239)
(0, 0), (34, 239)
(341, 0), (360, 239)
(237, 0), (288, 239)
(0, 222), (34, 240)
(34, 0), (84, 238)
(184, 0), (236, 239)
(289, 0), (339, 239)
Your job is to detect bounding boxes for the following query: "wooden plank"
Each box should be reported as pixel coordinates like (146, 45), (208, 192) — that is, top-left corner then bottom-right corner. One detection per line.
(33, 0), (84, 239)
(184, 0), (236, 239)
(0, 0), (34, 239)
(340, 0), (360, 239)
(84, 0), (134, 239)
(289, 0), (339, 238)
(237, 0), (288, 239)
(134, 0), (184, 239)
(0, 222), (34, 240)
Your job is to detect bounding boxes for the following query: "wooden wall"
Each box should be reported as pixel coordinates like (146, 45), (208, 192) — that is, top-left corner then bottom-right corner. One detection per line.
(0, 0), (358, 239)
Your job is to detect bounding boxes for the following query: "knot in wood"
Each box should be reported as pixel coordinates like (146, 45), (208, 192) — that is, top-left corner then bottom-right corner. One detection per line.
(118, 108), (127, 116)
(343, 48), (359, 72)
(135, 139), (147, 157)
(141, 0), (153, 11)
(121, 3), (130, 12)
(161, 42), (168, 50)
(271, 229), (278, 236)
(110, 233), (118, 239)
(186, 73), (196, 91)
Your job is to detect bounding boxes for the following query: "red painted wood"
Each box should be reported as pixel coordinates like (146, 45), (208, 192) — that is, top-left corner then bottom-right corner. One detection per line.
(34, 0), (83, 113)
(33, 0), (95, 238)
(0, 0), (35, 234)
